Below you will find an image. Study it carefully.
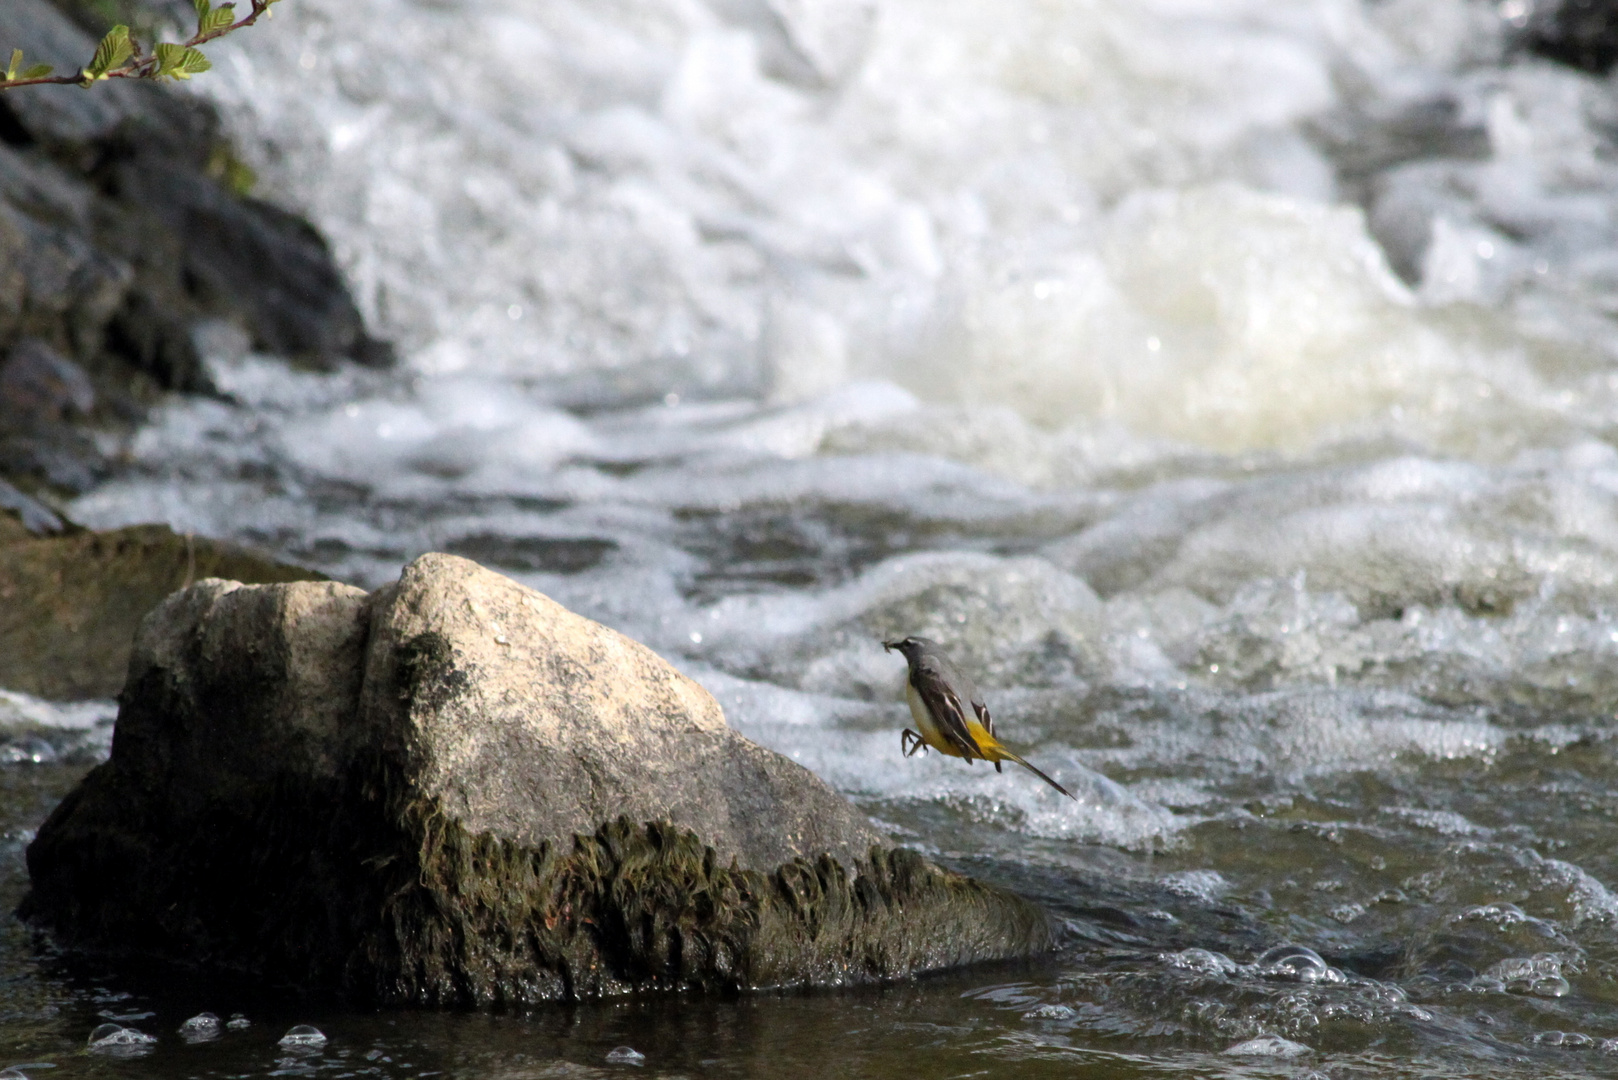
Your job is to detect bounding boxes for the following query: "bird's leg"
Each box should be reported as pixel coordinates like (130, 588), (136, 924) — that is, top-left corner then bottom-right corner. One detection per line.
(901, 729), (925, 756)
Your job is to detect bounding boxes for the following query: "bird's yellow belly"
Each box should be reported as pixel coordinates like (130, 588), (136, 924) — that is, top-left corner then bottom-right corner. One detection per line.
(905, 681), (997, 760)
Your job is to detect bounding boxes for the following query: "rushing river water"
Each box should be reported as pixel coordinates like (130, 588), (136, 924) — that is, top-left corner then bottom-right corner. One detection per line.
(9, 0), (1618, 1076)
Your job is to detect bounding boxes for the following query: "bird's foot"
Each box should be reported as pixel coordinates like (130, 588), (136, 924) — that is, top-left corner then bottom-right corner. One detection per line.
(901, 729), (925, 757)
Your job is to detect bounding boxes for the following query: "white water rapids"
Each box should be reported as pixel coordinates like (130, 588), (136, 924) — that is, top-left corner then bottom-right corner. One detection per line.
(31, 0), (1618, 1070)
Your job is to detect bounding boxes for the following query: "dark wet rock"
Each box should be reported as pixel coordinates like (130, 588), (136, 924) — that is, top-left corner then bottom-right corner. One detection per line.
(1, 338), (95, 419)
(0, 336), (111, 493)
(0, 422), (106, 493)
(22, 553), (1051, 1003)
(0, 187), (134, 364)
(0, 0), (391, 398)
(0, 518), (323, 699)
(0, 476), (63, 534)
(1524, 0), (1618, 75)
(109, 157), (387, 367)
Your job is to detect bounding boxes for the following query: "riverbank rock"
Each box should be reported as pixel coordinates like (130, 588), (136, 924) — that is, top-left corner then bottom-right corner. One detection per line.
(0, 512), (324, 699)
(1524, 0), (1618, 74)
(22, 553), (1051, 1003)
(0, 0), (391, 519)
(0, 0), (391, 381)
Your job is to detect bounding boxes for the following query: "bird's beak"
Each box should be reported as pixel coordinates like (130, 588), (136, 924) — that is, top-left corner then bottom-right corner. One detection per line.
(882, 640), (897, 652)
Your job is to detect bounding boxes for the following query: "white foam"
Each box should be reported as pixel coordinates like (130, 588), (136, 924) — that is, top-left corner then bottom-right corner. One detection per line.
(0, 691), (116, 732)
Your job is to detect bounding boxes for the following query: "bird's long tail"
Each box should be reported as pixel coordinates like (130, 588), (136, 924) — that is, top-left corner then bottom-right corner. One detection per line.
(987, 741), (1075, 800)
(966, 723), (1075, 800)
(1011, 754), (1075, 799)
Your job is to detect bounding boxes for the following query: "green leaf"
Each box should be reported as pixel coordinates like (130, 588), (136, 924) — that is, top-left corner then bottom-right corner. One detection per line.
(87, 25), (133, 79)
(193, 0), (210, 18)
(156, 42), (214, 80)
(21, 63), (53, 79)
(157, 45), (211, 80)
(204, 5), (236, 33)
(153, 41), (186, 78)
(6, 48), (21, 82)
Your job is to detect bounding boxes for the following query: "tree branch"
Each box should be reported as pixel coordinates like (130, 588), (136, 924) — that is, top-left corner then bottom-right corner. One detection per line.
(1, 0), (281, 91)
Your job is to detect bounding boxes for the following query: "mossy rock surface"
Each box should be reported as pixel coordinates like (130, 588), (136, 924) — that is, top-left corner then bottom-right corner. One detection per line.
(22, 554), (1051, 1003)
(0, 516), (321, 699)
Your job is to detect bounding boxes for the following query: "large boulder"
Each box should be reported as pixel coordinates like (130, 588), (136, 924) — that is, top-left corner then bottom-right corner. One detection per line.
(22, 553), (1050, 1003)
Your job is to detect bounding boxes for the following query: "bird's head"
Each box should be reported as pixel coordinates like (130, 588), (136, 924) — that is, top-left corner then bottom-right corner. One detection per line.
(882, 636), (931, 657)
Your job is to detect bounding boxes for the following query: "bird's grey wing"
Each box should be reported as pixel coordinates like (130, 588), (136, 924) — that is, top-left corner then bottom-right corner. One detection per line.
(973, 699), (995, 737)
(912, 665), (983, 760)
(934, 650), (993, 736)
(973, 699), (1003, 772)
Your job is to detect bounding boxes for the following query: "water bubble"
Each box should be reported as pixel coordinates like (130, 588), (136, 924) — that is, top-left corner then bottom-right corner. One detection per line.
(1160, 869), (1228, 901)
(278, 1025), (328, 1049)
(178, 1012), (222, 1042)
(1481, 953), (1569, 996)
(1347, 976), (1407, 1003)
(1022, 1004), (1077, 1020)
(1533, 1030), (1592, 1048)
(1329, 902), (1366, 924)
(1460, 902), (1527, 926)
(87, 1024), (157, 1056)
(605, 1046), (645, 1065)
(1226, 1035), (1311, 1057)
(226, 1014), (250, 1030)
(1256, 944), (1342, 984)
(1532, 976), (1570, 998)
(1166, 948), (1237, 976)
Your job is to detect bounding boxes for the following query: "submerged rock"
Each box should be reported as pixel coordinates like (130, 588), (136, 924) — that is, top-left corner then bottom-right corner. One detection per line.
(0, 515), (323, 699)
(22, 553), (1049, 1003)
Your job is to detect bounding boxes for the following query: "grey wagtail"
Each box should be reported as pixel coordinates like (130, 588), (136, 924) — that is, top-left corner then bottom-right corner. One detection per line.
(883, 636), (1075, 799)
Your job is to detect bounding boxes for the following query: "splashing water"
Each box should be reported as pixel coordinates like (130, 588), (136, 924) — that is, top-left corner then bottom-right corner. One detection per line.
(26, 0), (1618, 1076)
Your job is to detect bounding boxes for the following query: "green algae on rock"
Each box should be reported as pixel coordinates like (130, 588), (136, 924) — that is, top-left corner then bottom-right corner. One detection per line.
(21, 554), (1051, 1002)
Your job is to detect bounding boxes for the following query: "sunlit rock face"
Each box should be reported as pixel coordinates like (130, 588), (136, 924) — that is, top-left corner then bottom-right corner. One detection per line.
(21, 554), (1048, 1003)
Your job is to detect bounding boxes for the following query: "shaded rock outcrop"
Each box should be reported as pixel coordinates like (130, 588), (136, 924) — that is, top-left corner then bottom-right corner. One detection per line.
(0, 0), (389, 382)
(22, 553), (1051, 1003)
(1524, 0), (1618, 74)
(0, 0), (391, 514)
